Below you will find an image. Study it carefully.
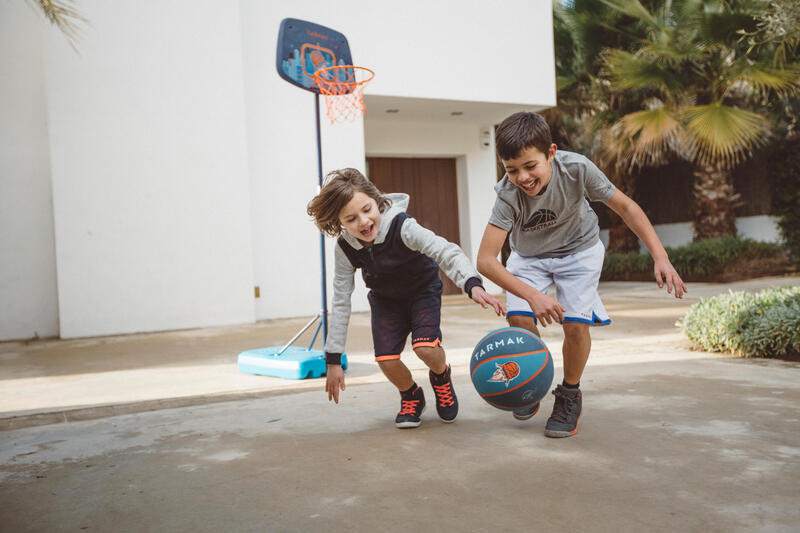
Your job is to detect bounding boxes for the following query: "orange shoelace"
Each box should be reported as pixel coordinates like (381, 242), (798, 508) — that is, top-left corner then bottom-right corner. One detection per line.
(433, 383), (454, 407)
(399, 399), (420, 415)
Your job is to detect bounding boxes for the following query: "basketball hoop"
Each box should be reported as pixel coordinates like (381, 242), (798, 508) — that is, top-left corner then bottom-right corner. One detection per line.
(312, 65), (374, 124)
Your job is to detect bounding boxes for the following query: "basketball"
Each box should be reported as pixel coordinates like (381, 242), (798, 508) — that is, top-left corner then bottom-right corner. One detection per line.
(470, 327), (553, 411)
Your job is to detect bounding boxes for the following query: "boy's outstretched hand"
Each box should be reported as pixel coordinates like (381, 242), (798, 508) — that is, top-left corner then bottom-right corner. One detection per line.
(654, 258), (687, 299)
(526, 291), (565, 327)
(470, 286), (506, 316)
(325, 364), (346, 403)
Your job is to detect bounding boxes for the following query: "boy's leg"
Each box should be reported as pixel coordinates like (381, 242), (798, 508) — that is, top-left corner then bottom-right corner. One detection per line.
(410, 294), (458, 422)
(507, 313), (540, 337)
(369, 292), (426, 428)
(506, 315), (543, 420)
(504, 250), (551, 339)
(377, 358), (426, 429)
(504, 252), (552, 420)
(541, 323), (589, 436)
(544, 240), (609, 438)
(413, 345), (446, 374)
(562, 322), (590, 385)
(377, 359), (414, 391)
(414, 344), (458, 422)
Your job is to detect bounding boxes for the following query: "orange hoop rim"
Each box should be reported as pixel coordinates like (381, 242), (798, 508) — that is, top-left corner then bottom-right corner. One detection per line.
(312, 65), (375, 92)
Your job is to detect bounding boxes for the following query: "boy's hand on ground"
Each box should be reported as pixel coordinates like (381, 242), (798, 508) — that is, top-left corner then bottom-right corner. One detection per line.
(526, 292), (566, 327)
(654, 259), (687, 299)
(325, 365), (346, 403)
(470, 286), (506, 316)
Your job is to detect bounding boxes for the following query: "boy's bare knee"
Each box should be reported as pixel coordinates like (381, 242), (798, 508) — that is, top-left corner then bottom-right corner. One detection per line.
(507, 314), (531, 328)
(377, 358), (402, 371)
(413, 346), (438, 362)
(563, 322), (590, 337)
(414, 345), (446, 374)
(508, 314), (538, 335)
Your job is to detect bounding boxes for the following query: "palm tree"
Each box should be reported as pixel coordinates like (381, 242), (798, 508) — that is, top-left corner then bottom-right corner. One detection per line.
(600, 0), (800, 240)
(550, 0), (660, 252)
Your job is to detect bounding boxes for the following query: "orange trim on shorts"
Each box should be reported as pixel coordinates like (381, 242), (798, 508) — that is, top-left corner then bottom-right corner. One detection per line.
(412, 338), (442, 349)
(375, 354), (402, 361)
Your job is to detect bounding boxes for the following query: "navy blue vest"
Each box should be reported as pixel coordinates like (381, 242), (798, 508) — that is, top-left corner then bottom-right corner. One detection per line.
(338, 213), (442, 300)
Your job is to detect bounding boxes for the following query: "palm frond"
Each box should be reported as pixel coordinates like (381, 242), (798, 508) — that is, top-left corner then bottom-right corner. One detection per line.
(682, 103), (771, 166)
(615, 107), (686, 168)
(729, 63), (800, 97)
(698, 11), (758, 45)
(557, 75), (578, 92)
(622, 107), (681, 146)
(603, 49), (678, 93)
(772, 37), (800, 67)
(598, 0), (659, 29)
(644, 40), (706, 65)
(27, 0), (87, 49)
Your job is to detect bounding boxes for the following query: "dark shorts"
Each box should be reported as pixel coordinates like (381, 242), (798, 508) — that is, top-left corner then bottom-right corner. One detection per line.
(368, 290), (442, 361)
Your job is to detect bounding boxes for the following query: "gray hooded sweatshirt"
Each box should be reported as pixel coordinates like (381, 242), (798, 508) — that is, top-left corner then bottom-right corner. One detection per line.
(325, 193), (482, 355)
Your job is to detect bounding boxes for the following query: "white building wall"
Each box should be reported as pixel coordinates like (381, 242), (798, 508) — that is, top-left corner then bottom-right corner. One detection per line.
(239, 2), (367, 323)
(0, 3), (59, 340)
(598, 215), (783, 253)
(41, 1), (255, 338)
(240, 0), (554, 322)
(735, 215), (782, 244)
(1, 0), (554, 339)
(350, 0), (556, 105)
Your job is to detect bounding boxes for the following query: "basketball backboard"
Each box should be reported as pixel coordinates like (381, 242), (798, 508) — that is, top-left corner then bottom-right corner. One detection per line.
(276, 18), (353, 94)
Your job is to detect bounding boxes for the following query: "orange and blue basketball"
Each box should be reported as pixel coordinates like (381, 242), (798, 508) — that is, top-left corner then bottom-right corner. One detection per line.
(470, 327), (553, 411)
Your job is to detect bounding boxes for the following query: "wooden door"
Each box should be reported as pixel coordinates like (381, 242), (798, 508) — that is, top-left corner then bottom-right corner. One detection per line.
(366, 157), (462, 295)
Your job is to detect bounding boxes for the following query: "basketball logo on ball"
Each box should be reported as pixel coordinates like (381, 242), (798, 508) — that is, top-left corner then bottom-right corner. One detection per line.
(488, 361), (520, 387)
(470, 327), (554, 411)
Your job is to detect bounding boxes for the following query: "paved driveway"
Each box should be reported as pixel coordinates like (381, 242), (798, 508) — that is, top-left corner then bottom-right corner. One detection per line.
(1, 277), (798, 532)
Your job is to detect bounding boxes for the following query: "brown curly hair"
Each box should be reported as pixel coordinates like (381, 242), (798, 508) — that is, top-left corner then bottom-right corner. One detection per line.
(307, 168), (391, 237)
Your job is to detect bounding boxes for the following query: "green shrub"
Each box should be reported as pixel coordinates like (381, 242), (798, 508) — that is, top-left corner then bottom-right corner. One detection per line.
(602, 235), (786, 280)
(602, 250), (653, 279)
(682, 285), (800, 358)
(768, 137), (800, 268)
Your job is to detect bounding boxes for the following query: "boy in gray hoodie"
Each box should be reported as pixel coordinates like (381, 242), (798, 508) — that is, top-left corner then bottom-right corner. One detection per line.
(308, 168), (505, 428)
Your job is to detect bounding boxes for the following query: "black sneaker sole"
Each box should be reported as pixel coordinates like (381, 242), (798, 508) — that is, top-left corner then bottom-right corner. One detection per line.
(437, 402), (458, 423)
(544, 428), (577, 438)
(544, 417), (579, 438)
(439, 413), (457, 424)
(395, 405), (426, 429)
(512, 403), (540, 421)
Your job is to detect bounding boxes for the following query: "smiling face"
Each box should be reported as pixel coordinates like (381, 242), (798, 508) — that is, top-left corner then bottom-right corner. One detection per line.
(339, 191), (381, 243)
(501, 144), (557, 196)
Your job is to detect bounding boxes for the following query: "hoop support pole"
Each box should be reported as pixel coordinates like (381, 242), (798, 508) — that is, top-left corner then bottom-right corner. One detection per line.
(315, 93), (328, 344)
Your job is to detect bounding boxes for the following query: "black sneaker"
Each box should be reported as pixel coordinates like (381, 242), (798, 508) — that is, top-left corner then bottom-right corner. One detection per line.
(512, 402), (540, 421)
(544, 385), (582, 438)
(395, 385), (425, 428)
(429, 365), (458, 423)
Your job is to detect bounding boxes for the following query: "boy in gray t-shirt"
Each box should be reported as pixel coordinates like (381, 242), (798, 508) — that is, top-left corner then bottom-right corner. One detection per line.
(477, 112), (686, 438)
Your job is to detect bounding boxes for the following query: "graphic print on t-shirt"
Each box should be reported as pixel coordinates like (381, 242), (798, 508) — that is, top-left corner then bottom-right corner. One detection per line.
(522, 209), (558, 231)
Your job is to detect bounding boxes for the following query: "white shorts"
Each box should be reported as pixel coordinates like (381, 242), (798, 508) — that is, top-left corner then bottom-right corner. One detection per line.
(505, 239), (611, 326)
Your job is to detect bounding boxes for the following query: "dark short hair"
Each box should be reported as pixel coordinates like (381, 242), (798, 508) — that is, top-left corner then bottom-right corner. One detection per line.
(495, 112), (552, 161)
(306, 168), (391, 237)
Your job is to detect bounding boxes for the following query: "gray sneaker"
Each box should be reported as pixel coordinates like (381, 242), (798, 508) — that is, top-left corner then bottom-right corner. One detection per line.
(544, 385), (582, 438)
(512, 402), (540, 421)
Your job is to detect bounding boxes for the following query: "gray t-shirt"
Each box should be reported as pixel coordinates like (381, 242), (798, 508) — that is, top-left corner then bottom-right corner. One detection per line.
(489, 150), (616, 258)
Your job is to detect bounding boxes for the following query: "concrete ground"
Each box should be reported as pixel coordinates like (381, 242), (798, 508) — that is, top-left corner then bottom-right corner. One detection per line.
(1, 277), (798, 532)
